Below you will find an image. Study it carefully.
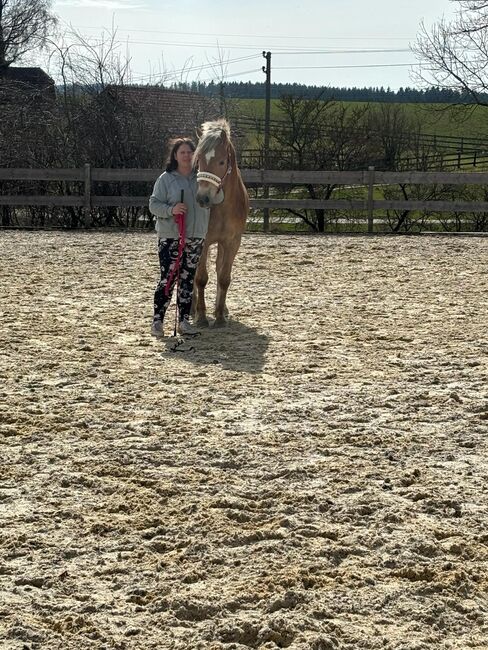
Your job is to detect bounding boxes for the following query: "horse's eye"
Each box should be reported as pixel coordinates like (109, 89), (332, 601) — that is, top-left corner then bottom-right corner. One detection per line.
(219, 160), (225, 166)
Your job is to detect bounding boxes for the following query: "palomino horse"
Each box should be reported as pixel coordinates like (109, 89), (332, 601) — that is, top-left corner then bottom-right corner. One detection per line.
(192, 118), (249, 327)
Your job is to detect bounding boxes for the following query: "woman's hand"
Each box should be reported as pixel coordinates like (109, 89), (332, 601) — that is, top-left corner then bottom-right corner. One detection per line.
(172, 202), (187, 218)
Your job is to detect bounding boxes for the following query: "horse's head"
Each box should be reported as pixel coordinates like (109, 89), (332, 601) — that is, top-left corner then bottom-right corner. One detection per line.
(194, 119), (233, 207)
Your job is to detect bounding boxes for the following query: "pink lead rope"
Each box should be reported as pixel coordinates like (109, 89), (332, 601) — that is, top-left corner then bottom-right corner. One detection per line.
(164, 190), (186, 336)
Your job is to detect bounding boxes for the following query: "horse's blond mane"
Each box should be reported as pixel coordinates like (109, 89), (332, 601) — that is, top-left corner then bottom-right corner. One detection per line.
(195, 118), (231, 158)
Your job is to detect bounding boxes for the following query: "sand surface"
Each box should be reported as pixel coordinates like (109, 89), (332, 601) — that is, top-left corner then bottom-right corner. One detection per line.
(0, 231), (487, 650)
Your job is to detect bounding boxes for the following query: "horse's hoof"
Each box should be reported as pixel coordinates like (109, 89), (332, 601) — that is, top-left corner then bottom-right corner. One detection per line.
(195, 317), (210, 328)
(212, 318), (227, 328)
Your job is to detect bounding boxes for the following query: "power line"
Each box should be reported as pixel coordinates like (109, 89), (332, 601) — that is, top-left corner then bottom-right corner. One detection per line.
(68, 24), (412, 42)
(273, 49), (410, 55)
(62, 35), (412, 55)
(126, 54), (263, 83)
(275, 63), (416, 70)
(130, 61), (416, 86)
(129, 67), (263, 84)
(197, 68), (265, 84)
(54, 24), (420, 87)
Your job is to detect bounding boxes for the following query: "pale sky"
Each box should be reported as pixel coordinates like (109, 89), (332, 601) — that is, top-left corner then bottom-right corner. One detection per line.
(49, 0), (457, 89)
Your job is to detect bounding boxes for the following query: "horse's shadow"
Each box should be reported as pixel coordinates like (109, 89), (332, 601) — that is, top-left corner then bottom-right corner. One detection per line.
(160, 319), (269, 374)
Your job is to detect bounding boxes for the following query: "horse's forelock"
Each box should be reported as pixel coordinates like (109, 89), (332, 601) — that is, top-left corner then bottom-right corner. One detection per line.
(195, 119), (230, 160)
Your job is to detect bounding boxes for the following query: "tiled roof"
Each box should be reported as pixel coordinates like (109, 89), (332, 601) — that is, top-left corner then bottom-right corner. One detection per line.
(0, 67), (56, 104)
(0, 67), (54, 87)
(103, 85), (221, 138)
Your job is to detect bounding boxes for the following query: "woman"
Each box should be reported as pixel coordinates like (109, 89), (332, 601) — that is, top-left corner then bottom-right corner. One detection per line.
(149, 137), (223, 337)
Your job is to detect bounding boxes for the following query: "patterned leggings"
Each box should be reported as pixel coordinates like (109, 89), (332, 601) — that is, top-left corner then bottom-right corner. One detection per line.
(154, 237), (204, 323)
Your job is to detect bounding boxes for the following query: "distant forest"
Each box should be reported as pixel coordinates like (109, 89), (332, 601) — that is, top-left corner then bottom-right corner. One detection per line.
(170, 80), (486, 104)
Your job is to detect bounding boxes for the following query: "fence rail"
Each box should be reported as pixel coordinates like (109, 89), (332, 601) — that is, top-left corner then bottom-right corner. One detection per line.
(242, 151), (488, 172)
(2, 165), (488, 233)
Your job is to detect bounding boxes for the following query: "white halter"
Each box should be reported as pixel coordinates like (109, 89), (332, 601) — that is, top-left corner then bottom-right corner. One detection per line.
(197, 164), (233, 190)
(196, 171), (223, 188)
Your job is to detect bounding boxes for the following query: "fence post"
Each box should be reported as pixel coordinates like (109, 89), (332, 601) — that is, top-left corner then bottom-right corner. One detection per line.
(83, 163), (92, 227)
(367, 166), (375, 234)
(262, 51), (271, 233)
(262, 180), (270, 233)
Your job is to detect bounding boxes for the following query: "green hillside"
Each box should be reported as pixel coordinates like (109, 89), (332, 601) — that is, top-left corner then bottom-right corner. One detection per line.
(227, 98), (488, 141)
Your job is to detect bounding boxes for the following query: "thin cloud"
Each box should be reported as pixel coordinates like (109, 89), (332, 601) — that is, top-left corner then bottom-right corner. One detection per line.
(56, 0), (147, 9)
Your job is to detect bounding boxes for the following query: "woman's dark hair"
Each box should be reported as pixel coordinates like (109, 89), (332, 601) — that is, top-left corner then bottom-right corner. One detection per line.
(165, 137), (196, 172)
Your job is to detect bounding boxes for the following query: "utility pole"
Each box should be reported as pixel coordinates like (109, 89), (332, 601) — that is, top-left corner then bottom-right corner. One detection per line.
(262, 51), (271, 232)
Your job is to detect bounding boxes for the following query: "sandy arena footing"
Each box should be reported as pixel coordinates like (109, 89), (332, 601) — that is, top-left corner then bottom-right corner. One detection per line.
(0, 231), (487, 649)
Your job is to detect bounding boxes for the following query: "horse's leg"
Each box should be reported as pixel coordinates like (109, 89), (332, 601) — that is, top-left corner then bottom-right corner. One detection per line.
(214, 244), (228, 318)
(194, 241), (210, 327)
(214, 235), (241, 327)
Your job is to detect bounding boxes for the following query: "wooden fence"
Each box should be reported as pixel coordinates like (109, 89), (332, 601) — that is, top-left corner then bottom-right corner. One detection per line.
(2, 165), (488, 232)
(240, 149), (488, 171)
(234, 115), (488, 151)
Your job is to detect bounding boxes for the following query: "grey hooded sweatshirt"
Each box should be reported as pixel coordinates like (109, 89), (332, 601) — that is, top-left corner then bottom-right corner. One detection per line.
(149, 170), (223, 239)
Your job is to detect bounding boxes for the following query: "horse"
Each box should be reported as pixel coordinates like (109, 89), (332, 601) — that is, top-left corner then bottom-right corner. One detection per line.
(192, 118), (249, 327)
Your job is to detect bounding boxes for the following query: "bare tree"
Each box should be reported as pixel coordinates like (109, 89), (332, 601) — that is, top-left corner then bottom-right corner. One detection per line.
(274, 93), (334, 169)
(267, 98), (461, 233)
(412, 1), (488, 106)
(0, 0), (57, 69)
(365, 104), (455, 233)
(0, 1), (58, 227)
(205, 44), (231, 117)
(50, 26), (133, 90)
(366, 104), (418, 169)
(271, 95), (375, 232)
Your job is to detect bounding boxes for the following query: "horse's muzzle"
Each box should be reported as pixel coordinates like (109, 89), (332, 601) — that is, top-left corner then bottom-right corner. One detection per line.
(197, 194), (210, 207)
(196, 187), (213, 208)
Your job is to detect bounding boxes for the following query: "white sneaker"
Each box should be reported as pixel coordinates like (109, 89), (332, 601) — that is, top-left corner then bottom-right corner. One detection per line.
(177, 319), (198, 336)
(151, 318), (164, 338)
